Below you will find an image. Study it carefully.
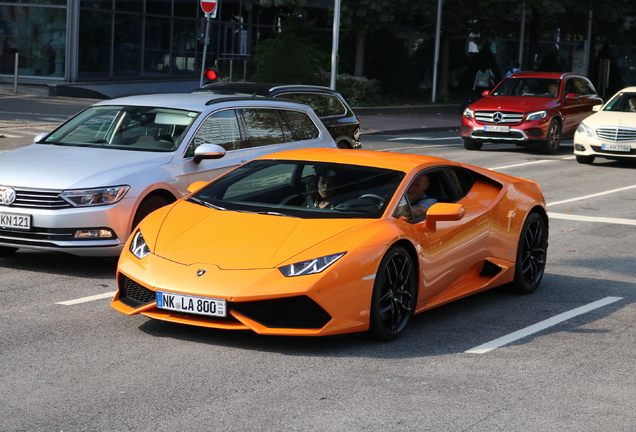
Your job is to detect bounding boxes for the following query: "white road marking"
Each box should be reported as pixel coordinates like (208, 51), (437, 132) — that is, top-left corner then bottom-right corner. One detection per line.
(465, 296), (623, 354)
(547, 184), (636, 207)
(488, 159), (558, 170)
(550, 212), (636, 225)
(380, 144), (460, 152)
(388, 136), (458, 141)
(56, 291), (116, 305)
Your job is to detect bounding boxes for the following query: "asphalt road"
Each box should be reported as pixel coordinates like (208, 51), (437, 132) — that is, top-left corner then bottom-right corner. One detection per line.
(1, 109), (635, 431)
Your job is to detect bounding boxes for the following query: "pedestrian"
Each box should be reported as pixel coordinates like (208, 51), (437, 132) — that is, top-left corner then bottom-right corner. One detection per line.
(473, 63), (495, 98)
(505, 61), (520, 78)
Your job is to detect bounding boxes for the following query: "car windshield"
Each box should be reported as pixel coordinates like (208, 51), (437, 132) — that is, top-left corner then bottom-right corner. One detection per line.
(492, 78), (561, 98)
(39, 105), (198, 151)
(189, 159), (405, 219)
(602, 92), (636, 112)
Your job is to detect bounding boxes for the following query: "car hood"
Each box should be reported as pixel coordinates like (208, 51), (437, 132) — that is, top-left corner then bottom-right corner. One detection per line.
(153, 200), (370, 269)
(469, 96), (557, 112)
(0, 144), (173, 189)
(582, 111), (636, 127)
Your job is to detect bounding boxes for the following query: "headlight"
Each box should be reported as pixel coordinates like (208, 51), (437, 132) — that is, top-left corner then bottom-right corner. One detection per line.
(279, 252), (346, 277)
(61, 185), (130, 207)
(463, 107), (475, 119)
(577, 122), (594, 136)
(130, 229), (151, 259)
(526, 110), (547, 122)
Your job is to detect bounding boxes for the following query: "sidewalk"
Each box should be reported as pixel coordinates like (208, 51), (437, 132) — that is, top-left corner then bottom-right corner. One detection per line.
(0, 83), (461, 135)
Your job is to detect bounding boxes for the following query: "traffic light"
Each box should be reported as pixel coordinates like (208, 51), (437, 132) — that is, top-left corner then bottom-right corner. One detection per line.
(203, 68), (218, 84)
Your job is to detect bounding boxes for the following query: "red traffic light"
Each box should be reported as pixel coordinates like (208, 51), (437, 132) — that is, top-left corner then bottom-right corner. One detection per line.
(204, 68), (218, 82)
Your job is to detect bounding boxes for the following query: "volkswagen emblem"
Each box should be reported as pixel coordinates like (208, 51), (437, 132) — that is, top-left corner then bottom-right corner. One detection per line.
(197, 269), (207, 277)
(0, 187), (17, 206)
(492, 112), (503, 123)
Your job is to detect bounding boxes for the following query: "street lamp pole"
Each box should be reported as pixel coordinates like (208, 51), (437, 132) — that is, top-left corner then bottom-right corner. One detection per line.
(330, 0), (341, 90)
(432, 0), (442, 102)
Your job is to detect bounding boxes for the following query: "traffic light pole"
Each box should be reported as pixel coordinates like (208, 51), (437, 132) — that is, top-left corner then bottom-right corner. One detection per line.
(199, 13), (211, 87)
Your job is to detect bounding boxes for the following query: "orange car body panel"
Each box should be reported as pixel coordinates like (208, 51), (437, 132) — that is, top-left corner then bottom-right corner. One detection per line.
(111, 148), (547, 336)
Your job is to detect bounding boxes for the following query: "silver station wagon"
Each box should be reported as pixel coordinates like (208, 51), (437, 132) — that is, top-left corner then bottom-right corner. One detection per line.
(0, 93), (337, 257)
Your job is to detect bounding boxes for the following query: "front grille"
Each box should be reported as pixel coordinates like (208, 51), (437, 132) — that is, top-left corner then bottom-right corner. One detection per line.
(118, 273), (332, 329)
(118, 274), (156, 308)
(232, 296), (331, 329)
(595, 127), (636, 143)
(0, 187), (70, 209)
(0, 226), (115, 247)
(475, 111), (524, 124)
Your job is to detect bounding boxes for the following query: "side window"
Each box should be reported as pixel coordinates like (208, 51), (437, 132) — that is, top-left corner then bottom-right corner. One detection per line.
(281, 110), (320, 141)
(282, 93), (328, 117)
(242, 108), (286, 148)
(188, 110), (241, 156)
(323, 95), (347, 116)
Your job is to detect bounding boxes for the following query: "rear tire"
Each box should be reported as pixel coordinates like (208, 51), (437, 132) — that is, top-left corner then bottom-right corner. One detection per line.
(463, 138), (483, 150)
(509, 212), (548, 294)
(576, 154), (595, 164)
(337, 140), (352, 149)
(541, 120), (561, 154)
(369, 246), (417, 341)
(132, 195), (171, 228)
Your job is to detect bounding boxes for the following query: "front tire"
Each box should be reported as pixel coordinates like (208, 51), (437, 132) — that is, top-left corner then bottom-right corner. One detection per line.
(0, 246), (18, 257)
(463, 138), (483, 150)
(510, 212), (548, 294)
(576, 154), (595, 164)
(541, 120), (561, 154)
(369, 246), (417, 341)
(132, 195), (171, 228)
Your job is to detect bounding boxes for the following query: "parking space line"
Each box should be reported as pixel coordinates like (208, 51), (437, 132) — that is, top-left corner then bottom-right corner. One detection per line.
(465, 296), (623, 354)
(550, 212), (636, 225)
(488, 159), (558, 170)
(56, 291), (116, 305)
(388, 136), (458, 141)
(547, 184), (636, 207)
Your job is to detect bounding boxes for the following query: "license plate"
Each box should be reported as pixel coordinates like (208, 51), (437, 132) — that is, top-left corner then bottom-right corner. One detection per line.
(0, 212), (31, 230)
(601, 143), (631, 152)
(156, 291), (227, 317)
(485, 125), (510, 132)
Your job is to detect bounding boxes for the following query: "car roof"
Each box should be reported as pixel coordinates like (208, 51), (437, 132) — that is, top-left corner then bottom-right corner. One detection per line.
(91, 92), (318, 113)
(259, 148), (459, 172)
(195, 82), (341, 97)
(507, 71), (586, 80)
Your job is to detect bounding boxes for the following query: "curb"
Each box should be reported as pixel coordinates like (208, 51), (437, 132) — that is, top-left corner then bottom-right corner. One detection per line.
(362, 126), (459, 136)
(353, 105), (460, 115)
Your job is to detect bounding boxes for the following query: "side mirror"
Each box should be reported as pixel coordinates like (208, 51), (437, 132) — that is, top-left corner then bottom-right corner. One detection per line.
(187, 181), (209, 194)
(425, 203), (466, 232)
(565, 92), (578, 100)
(193, 143), (226, 164)
(592, 104), (602, 112)
(481, 89), (490, 97)
(33, 132), (48, 143)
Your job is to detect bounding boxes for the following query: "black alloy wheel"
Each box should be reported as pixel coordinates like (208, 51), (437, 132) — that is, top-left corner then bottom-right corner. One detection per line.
(369, 245), (417, 340)
(542, 120), (561, 154)
(511, 212), (548, 294)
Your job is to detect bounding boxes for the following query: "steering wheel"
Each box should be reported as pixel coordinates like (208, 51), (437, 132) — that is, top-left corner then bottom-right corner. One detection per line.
(358, 194), (385, 206)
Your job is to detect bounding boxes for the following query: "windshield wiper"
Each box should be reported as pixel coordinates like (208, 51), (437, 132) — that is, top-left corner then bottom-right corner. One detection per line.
(255, 211), (298, 218)
(188, 196), (227, 211)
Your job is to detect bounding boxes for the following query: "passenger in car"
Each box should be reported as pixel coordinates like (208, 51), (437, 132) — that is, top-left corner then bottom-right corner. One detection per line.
(628, 98), (636, 112)
(406, 174), (437, 219)
(305, 170), (341, 209)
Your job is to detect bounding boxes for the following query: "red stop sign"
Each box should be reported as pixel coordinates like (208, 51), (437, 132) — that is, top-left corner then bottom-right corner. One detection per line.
(200, 0), (217, 14)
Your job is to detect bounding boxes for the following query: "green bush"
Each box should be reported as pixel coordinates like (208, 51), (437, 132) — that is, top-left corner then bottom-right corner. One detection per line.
(316, 73), (381, 106)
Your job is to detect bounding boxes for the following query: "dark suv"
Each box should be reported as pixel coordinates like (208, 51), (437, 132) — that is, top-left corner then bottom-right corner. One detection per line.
(461, 72), (602, 154)
(193, 83), (361, 149)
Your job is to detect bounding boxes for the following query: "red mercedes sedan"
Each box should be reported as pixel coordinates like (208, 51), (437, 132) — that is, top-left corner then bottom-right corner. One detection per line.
(461, 72), (602, 154)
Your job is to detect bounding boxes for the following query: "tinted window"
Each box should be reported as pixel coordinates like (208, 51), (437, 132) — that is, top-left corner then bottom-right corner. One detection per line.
(278, 93), (326, 116)
(603, 92), (636, 112)
(191, 109), (242, 154)
(493, 78), (561, 97)
(242, 108), (286, 147)
(281, 110), (320, 141)
(323, 95), (347, 116)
